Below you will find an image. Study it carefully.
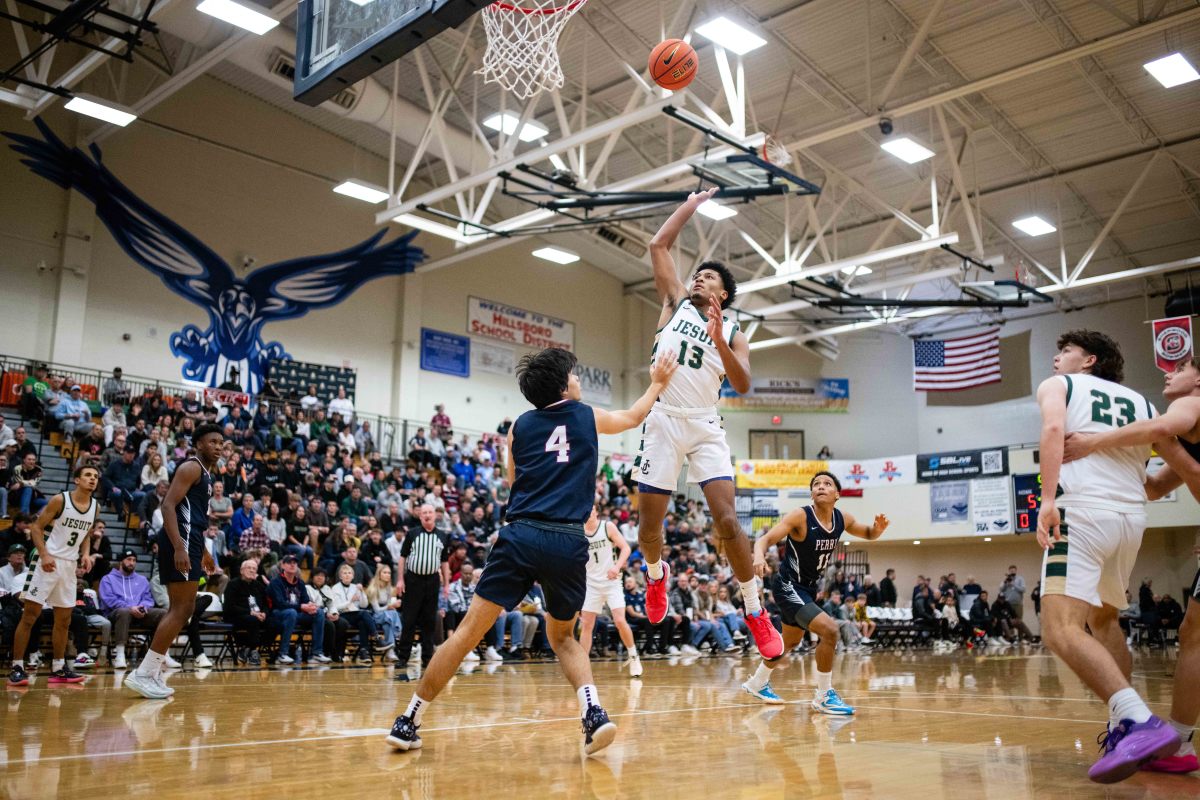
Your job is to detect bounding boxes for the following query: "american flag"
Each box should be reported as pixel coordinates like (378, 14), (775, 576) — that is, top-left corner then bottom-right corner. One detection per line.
(913, 328), (1001, 391)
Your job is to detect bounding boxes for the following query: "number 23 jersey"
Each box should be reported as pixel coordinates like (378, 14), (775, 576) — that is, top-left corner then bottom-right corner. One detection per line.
(780, 505), (844, 590)
(506, 398), (598, 526)
(1056, 373), (1155, 513)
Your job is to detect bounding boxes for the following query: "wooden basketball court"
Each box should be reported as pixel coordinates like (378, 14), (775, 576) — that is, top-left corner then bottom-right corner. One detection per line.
(2, 650), (1194, 798)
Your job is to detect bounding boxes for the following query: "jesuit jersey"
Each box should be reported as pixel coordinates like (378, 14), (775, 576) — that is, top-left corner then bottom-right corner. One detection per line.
(1056, 374), (1155, 513)
(780, 506), (845, 589)
(653, 299), (740, 409)
(506, 399), (598, 526)
(44, 491), (99, 560)
(585, 520), (616, 581)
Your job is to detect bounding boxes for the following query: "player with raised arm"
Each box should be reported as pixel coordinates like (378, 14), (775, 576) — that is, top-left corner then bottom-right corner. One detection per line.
(1063, 356), (1200, 774)
(124, 423), (225, 699)
(1035, 330), (1195, 783)
(578, 505), (642, 678)
(741, 471), (888, 713)
(386, 348), (677, 755)
(7, 465), (100, 687)
(637, 187), (784, 661)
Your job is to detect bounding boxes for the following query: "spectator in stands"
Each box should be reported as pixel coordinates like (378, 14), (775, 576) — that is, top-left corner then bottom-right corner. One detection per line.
(139, 452), (169, 492)
(328, 563), (377, 663)
(240, 514), (270, 557)
(816, 445), (833, 459)
(430, 404), (451, 439)
(1000, 565), (1026, 621)
(0, 544), (27, 594)
(266, 554), (330, 664)
(992, 593), (1034, 643)
(218, 367), (242, 392)
(339, 544), (374, 585)
(202, 524), (229, 579)
(328, 387), (354, 421)
(961, 575), (983, 596)
(83, 520), (114, 585)
(367, 565), (402, 659)
(17, 363), (50, 421)
(339, 485), (368, 523)
(0, 514), (32, 555)
(854, 594), (877, 642)
(284, 506), (315, 570)
(445, 562), (476, 637)
(230, 494), (256, 541)
(969, 590), (1002, 645)
(355, 421), (374, 455)
(53, 384), (94, 443)
(300, 385), (321, 412)
(208, 480), (233, 532)
(99, 550), (170, 669)
(1157, 594), (1184, 631)
(101, 401), (126, 446)
(0, 454), (10, 519)
(0, 412), (13, 447)
(263, 503), (287, 555)
(879, 568), (897, 607)
(104, 446), (144, 516)
(222, 557), (269, 665)
(102, 368), (130, 406)
(360, 528), (394, 574)
(9, 452), (46, 515)
(667, 575), (700, 655)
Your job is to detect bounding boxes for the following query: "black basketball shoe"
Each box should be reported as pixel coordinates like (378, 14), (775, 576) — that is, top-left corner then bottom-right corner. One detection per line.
(386, 715), (422, 751)
(582, 705), (617, 755)
(7, 664), (29, 687)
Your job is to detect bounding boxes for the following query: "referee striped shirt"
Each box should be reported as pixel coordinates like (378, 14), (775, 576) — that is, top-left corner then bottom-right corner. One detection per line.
(401, 526), (448, 576)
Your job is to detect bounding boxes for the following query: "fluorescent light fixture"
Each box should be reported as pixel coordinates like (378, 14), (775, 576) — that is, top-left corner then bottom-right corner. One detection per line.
(333, 180), (389, 204)
(696, 200), (737, 220)
(63, 95), (136, 127)
(532, 246), (580, 264)
(197, 0), (279, 35)
(840, 265), (872, 277)
(880, 137), (934, 164)
(391, 212), (476, 244)
(984, 537), (992, 542)
(695, 16), (767, 55)
(913, 540), (921, 545)
(347, 0), (373, 5)
(1012, 215), (1056, 236)
(482, 112), (549, 142)
(1144, 53), (1200, 88)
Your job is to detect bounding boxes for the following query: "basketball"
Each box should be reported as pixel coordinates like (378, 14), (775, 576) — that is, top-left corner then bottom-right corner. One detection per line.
(649, 38), (698, 90)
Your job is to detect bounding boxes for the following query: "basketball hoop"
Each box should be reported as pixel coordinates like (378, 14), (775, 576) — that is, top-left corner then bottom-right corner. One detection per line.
(478, 0), (587, 100)
(762, 135), (793, 167)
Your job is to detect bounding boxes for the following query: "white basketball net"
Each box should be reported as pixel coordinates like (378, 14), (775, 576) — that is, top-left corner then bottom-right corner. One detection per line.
(478, 0), (588, 100)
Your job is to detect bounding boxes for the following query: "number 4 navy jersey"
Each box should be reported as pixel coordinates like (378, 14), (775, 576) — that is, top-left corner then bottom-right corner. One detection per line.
(779, 505), (845, 589)
(505, 399), (598, 526)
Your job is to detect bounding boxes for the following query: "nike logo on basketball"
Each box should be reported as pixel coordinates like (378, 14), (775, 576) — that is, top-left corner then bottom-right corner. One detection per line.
(664, 45), (680, 65)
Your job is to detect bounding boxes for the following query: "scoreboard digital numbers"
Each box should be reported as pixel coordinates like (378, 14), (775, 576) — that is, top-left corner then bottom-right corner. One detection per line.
(1013, 473), (1042, 534)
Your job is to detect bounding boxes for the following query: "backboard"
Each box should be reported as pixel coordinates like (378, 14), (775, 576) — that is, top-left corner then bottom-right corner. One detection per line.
(294, 0), (485, 106)
(959, 279), (1053, 304)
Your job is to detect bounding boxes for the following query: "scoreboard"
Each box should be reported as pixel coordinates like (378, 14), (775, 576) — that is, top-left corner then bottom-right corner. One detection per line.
(1013, 473), (1041, 534)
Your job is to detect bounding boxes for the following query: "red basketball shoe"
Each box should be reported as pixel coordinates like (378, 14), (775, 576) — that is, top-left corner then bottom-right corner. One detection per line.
(645, 563), (671, 624)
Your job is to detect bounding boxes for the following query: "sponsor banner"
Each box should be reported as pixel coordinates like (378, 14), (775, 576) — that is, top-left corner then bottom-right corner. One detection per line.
(1152, 316), (1193, 373)
(203, 387), (250, 408)
(468, 296), (574, 351)
(1148, 457), (1177, 502)
(930, 481), (969, 524)
(971, 477), (1013, 535)
(917, 447), (1008, 482)
(735, 459), (828, 490)
(471, 339), (515, 377)
(268, 358), (356, 402)
(420, 328), (470, 378)
(576, 363), (614, 406)
(720, 377), (849, 412)
(828, 455), (918, 489)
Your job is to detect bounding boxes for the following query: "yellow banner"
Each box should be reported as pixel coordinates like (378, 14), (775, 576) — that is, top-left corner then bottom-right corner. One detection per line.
(735, 459), (829, 489)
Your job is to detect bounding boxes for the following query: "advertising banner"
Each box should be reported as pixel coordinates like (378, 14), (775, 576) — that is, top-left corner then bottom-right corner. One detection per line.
(917, 448), (1008, 482)
(735, 459), (828, 489)
(930, 481), (970, 523)
(971, 476), (1013, 535)
(1152, 316), (1193, 373)
(468, 296), (574, 351)
(720, 377), (849, 412)
(828, 455), (918, 489)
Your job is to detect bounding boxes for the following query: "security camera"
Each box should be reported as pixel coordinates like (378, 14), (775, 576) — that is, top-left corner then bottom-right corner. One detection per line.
(879, 117), (894, 136)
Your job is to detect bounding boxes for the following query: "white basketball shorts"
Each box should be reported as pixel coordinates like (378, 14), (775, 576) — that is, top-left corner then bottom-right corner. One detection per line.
(582, 579), (627, 614)
(1040, 506), (1145, 609)
(633, 406), (733, 492)
(21, 556), (79, 608)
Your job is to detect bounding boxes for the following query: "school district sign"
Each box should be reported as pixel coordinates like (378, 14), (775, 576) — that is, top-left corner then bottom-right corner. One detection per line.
(468, 296), (574, 352)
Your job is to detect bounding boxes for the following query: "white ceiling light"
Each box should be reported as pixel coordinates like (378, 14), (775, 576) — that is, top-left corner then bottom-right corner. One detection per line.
(984, 537), (992, 542)
(346, 0), (374, 5)
(482, 112), (549, 142)
(333, 180), (389, 204)
(197, 0), (280, 34)
(1012, 215), (1057, 236)
(391, 212), (477, 243)
(532, 246), (580, 264)
(880, 137), (934, 164)
(913, 540), (921, 545)
(63, 95), (136, 127)
(696, 200), (738, 220)
(1143, 53), (1200, 88)
(694, 16), (767, 55)
(840, 265), (872, 277)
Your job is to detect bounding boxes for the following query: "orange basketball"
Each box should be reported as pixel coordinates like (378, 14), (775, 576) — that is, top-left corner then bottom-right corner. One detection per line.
(649, 39), (698, 91)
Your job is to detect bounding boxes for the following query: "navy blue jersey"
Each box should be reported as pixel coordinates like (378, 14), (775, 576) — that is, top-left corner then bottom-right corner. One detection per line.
(505, 399), (598, 525)
(1180, 437), (1200, 464)
(779, 505), (844, 589)
(175, 456), (213, 551)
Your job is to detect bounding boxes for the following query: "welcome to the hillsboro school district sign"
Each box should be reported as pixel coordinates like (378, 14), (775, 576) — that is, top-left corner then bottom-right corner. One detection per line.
(468, 296), (575, 352)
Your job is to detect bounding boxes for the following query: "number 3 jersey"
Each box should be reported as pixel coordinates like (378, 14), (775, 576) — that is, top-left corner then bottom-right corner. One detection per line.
(653, 298), (739, 410)
(780, 505), (845, 590)
(45, 491), (99, 560)
(1056, 373), (1156, 513)
(506, 398), (598, 526)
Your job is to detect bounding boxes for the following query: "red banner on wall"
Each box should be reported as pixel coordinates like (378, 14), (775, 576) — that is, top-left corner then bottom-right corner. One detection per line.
(1152, 316), (1193, 373)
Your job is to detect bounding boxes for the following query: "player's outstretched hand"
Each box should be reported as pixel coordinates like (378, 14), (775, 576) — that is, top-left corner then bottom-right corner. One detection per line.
(704, 294), (725, 344)
(1062, 432), (1096, 463)
(752, 553), (767, 579)
(649, 350), (679, 386)
(873, 514), (890, 536)
(687, 186), (719, 208)
(1036, 501), (1061, 550)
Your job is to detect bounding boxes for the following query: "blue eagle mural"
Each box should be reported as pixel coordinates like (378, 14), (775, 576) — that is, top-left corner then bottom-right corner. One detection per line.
(5, 119), (425, 393)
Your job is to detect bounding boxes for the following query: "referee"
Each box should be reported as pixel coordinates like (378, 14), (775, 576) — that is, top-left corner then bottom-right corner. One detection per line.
(395, 504), (450, 671)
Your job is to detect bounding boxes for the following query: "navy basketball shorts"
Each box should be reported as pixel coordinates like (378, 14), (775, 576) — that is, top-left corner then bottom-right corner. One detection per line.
(772, 575), (824, 630)
(157, 530), (205, 584)
(474, 520), (588, 621)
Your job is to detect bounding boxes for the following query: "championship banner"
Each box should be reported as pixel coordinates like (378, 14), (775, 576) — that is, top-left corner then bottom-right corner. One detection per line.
(720, 377), (849, 412)
(204, 387), (250, 408)
(735, 459), (828, 489)
(468, 296), (575, 351)
(917, 448), (1008, 482)
(828, 456), (918, 489)
(971, 476), (1013, 535)
(1152, 316), (1193, 373)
